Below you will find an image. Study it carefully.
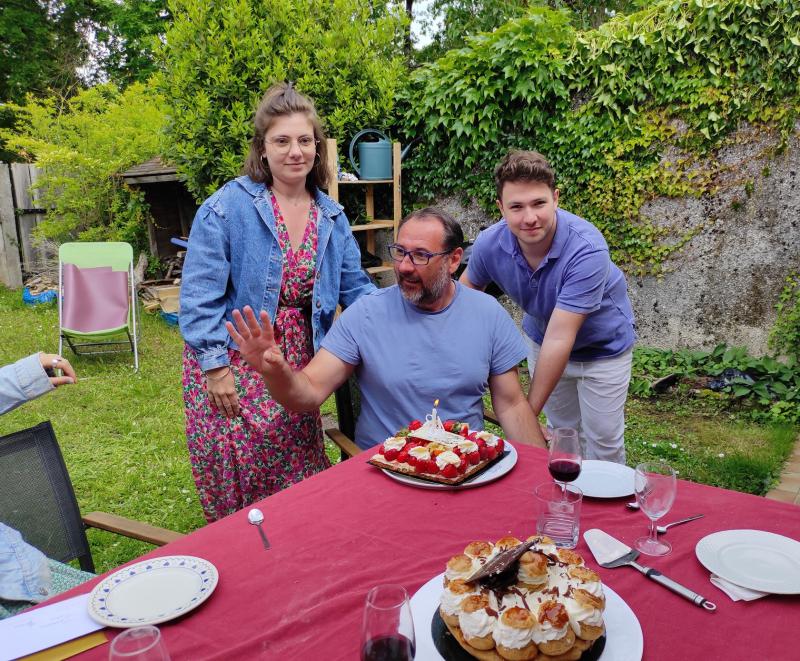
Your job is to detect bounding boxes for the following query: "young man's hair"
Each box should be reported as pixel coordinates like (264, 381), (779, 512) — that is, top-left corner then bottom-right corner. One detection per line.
(494, 150), (556, 198)
(399, 207), (464, 252)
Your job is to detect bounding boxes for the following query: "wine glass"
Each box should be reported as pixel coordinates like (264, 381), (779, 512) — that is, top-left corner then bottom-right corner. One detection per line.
(361, 584), (415, 661)
(634, 461), (677, 556)
(109, 625), (171, 661)
(548, 427), (582, 499)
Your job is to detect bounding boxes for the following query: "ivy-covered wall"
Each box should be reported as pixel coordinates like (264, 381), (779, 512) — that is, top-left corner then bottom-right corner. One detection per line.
(402, 0), (799, 275)
(435, 126), (800, 355)
(398, 0), (799, 354)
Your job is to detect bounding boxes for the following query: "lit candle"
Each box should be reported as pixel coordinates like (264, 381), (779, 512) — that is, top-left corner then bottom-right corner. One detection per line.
(432, 399), (439, 423)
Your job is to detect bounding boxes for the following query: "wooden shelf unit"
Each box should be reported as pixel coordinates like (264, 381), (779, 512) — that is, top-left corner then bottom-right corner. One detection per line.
(326, 138), (401, 275)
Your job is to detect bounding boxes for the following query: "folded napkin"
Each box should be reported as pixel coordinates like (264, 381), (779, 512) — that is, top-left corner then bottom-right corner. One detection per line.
(710, 574), (768, 601)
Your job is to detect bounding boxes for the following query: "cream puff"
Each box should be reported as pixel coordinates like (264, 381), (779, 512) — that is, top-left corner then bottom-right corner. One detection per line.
(458, 593), (497, 651)
(532, 600), (576, 657)
(494, 606), (538, 660)
(555, 548), (584, 566)
(464, 540), (494, 560)
(563, 589), (605, 642)
(440, 578), (479, 627)
(567, 566), (605, 606)
(517, 551), (549, 590)
(495, 535), (523, 551)
(446, 553), (476, 581)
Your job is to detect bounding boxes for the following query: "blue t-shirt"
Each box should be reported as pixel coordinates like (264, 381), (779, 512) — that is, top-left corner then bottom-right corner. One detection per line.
(320, 283), (527, 449)
(467, 210), (636, 361)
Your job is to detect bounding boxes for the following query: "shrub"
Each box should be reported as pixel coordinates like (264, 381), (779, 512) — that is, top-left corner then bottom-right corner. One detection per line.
(770, 272), (800, 362)
(159, 0), (407, 199)
(0, 82), (166, 250)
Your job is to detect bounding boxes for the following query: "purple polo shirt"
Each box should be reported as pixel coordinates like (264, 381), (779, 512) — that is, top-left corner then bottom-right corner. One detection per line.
(466, 209), (636, 361)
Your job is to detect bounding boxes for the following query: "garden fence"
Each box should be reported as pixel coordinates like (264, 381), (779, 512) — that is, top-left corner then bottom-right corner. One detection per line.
(0, 162), (46, 288)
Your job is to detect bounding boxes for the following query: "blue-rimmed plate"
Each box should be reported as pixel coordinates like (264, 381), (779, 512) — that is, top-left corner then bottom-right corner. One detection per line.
(87, 555), (218, 627)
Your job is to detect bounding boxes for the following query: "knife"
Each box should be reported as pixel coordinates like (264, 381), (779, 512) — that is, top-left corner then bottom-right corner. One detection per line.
(584, 529), (716, 611)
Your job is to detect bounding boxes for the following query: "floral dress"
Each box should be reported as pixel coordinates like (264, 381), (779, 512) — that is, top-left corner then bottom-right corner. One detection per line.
(183, 191), (330, 522)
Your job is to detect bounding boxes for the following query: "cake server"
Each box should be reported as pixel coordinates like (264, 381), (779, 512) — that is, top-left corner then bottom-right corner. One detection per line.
(584, 529), (716, 611)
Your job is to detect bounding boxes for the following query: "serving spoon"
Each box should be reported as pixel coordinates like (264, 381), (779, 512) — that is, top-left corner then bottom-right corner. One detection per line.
(247, 508), (271, 550)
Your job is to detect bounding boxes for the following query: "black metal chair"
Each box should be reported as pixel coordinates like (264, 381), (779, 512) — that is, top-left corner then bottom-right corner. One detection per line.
(0, 421), (183, 573)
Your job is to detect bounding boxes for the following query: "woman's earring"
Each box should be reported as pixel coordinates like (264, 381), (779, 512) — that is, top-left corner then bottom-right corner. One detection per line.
(261, 155), (270, 173)
(314, 153), (320, 166)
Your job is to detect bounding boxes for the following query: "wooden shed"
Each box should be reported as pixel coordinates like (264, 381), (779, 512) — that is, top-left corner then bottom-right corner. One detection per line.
(121, 157), (198, 258)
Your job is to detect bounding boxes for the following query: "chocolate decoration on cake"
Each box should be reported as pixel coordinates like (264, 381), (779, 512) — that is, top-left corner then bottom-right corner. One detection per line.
(465, 540), (536, 583)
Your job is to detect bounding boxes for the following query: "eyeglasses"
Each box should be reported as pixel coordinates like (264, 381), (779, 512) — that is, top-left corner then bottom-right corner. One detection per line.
(264, 136), (319, 153)
(387, 244), (453, 265)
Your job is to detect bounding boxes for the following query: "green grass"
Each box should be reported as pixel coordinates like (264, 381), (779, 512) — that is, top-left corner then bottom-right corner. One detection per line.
(1, 285), (795, 574)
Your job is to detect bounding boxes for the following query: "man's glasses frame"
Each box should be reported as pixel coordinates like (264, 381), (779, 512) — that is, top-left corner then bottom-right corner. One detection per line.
(264, 136), (319, 153)
(386, 244), (453, 266)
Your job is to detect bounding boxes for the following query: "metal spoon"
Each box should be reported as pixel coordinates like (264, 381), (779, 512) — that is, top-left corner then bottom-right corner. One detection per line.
(655, 514), (705, 534)
(247, 508), (271, 550)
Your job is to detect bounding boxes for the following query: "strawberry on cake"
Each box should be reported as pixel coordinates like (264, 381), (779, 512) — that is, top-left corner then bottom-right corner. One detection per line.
(367, 403), (507, 485)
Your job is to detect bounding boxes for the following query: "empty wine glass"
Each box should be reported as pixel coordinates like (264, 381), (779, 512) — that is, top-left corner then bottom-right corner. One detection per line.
(548, 427), (582, 499)
(109, 625), (171, 661)
(634, 461), (677, 556)
(361, 584), (415, 661)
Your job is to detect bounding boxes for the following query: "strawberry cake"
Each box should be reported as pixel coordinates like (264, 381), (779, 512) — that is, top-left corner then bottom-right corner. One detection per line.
(367, 409), (506, 485)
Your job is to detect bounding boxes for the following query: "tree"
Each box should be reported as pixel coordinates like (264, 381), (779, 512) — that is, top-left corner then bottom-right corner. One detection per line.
(159, 0), (408, 199)
(0, 82), (166, 248)
(90, 0), (171, 87)
(0, 0), (97, 103)
(414, 0), (648, 61)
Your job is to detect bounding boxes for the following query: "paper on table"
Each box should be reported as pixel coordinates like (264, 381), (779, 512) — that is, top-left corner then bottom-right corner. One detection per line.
(709, 574), (768, 601)
(0, 594), (104, 661)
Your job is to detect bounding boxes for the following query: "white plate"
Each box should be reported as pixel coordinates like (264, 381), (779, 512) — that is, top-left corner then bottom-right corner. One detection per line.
(572, 460), (635, 498)
(88, 555), (219, 627)
(410, 572), (643, 661)
(381, 442), (518, 491)
(695, 530), (800, 594)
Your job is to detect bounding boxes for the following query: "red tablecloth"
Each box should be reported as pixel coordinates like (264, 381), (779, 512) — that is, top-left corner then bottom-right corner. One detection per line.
(49, 445), (800, 660)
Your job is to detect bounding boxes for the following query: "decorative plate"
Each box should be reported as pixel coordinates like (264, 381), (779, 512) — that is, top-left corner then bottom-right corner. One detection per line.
(87, 555), (218, 628)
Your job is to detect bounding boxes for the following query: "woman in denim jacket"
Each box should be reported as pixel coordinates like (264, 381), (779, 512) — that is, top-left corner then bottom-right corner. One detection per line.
(180, 83), (375, 521)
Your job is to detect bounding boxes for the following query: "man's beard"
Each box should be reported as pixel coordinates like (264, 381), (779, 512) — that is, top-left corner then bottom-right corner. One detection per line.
(398, 261), (452, 307)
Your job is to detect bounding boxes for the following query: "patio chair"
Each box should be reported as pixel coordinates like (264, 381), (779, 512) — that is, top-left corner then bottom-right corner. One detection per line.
(324, 379), (500, 460)
(0, 421), (183, 573)
(58, 241), (139, 371)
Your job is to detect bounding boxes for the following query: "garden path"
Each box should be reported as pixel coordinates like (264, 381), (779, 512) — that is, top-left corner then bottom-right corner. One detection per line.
(766, 433), (800, 506)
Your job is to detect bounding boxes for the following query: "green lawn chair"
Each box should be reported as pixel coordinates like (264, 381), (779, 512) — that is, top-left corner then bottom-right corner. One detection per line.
(58, 242), (139, 371)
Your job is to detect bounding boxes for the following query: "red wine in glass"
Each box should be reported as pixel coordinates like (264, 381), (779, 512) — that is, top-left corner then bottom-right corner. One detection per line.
(548, 428), (582, 498)
(548, 459), (581, 483)
(361, 634), (415, 661)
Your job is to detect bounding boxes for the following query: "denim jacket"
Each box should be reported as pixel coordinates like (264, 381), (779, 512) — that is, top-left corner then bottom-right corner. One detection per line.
(0, 354), (52, 416)
(179, 176), (376, 371)
(0, 523), (52, 605)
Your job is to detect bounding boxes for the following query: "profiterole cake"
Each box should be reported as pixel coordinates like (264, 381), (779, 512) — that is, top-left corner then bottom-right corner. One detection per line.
(439, 535), (606, 660)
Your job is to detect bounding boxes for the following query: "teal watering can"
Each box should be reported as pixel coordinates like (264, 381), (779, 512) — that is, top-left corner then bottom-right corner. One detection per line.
(348, 129), (416, 180)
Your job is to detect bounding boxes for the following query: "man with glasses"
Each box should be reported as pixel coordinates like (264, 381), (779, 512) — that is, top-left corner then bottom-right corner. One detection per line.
(227, 207), (545, 450)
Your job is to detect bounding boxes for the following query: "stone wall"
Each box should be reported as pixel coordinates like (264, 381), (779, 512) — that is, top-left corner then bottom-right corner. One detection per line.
(431, 126), (800, 355)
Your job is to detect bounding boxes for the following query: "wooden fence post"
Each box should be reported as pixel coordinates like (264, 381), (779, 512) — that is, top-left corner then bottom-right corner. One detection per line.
(0, 162), (23, 288)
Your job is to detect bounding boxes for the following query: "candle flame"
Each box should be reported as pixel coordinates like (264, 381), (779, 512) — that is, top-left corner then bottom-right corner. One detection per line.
(433, 399), (439, 407)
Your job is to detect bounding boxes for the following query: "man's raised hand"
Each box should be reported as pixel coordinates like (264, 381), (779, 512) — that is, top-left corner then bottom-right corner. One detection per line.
(226, 306), (286, 374)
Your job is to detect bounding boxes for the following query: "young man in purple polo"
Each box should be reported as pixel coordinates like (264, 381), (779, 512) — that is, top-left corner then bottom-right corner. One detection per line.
(460, 150), (636, 463)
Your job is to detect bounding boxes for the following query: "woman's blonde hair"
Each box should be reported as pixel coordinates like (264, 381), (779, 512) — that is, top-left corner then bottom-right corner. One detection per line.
(243, 82), (329, 191)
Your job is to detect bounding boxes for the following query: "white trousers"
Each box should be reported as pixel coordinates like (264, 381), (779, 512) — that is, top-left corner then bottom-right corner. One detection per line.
(527, 339), (633, 464)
